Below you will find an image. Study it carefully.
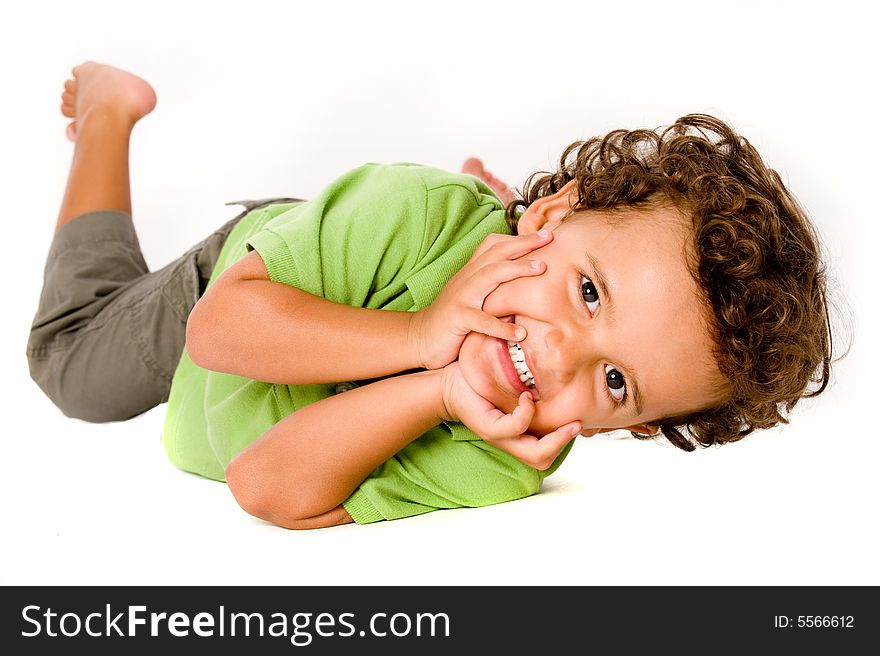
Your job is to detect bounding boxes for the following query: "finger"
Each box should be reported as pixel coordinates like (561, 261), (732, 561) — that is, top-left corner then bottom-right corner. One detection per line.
(458, 258), (545, 310)
(470, 228), (552, 262)
(498, 420), (581, 470)
(480, 257), (546, 289)
(530, 422), (582, 470)
(464, 307), (527, 342)
(507, 392), (537, 434)
(471, 232), (509, 259)
(480, 392), (535, 440)
(480, 228), (553, 262)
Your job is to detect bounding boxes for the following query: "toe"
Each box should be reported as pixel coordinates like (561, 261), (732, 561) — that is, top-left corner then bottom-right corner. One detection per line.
(73, 60), (97, 77)
(461, 157), (485, 175)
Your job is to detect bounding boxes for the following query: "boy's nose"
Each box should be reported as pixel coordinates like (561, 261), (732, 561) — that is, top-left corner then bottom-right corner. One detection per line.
(541, 325), (598, 386)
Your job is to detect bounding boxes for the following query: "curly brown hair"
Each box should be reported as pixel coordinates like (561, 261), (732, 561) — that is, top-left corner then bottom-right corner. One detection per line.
(506, 114), (834, 451)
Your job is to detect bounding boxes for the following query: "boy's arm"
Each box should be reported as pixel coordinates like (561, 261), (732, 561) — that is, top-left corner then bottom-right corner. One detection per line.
(225, 368), (448, 529)
(186, 250), (422, 385)
(187, 219), (549, 386)
(273, 504), (354, 530)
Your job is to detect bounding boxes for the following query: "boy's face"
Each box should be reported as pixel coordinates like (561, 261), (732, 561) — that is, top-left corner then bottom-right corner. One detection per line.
(457, 183), (726, 438)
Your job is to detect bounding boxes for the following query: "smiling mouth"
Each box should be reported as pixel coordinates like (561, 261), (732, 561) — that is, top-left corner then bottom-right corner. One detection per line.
(506, 341), (536, 390)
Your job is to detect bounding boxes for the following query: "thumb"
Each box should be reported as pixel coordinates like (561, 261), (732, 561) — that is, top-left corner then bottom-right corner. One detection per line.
(504, 392), (536, 435)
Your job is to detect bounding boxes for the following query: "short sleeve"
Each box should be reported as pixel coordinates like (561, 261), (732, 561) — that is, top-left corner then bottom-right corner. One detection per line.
(341, 424), (546, 524)
(244, 163), (429, 310)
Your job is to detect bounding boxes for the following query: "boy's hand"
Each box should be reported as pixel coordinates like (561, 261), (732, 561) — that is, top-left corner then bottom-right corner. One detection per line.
(409, 229), (553, 371)
(439, 361), (581, 471)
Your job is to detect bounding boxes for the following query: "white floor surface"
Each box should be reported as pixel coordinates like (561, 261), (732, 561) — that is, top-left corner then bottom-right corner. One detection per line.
(1, 0), (877, 586)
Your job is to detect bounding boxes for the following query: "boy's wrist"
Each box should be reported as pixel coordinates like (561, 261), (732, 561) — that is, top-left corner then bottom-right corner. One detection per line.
(406, 367), (454, 424)
(436, 364), (458, 424)
(406, 310), (426, 370)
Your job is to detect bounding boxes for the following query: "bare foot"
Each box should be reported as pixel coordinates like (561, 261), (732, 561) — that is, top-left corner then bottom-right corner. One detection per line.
(60, 61), (157, 142)
(461, 157), (517, 206)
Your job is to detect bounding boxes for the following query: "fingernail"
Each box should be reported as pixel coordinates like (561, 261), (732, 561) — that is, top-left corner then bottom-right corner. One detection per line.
(538, 229), (551, 238)
(514, 327), (526, 340)
(570, 423), (582, 436)
(529, 260), (543, 270)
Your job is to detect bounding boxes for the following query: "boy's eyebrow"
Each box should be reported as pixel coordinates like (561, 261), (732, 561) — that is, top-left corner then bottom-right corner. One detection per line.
(626, 372), (645, 419)
(585, 252), (645, 419)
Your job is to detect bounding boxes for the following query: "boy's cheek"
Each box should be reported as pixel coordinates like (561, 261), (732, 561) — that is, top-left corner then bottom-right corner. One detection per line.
(526, 410), (560, 438)
(529, 394), (590, 438)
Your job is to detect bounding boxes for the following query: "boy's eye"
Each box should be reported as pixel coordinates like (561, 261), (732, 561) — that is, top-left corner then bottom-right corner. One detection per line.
(605, 365), (626, 403)
(581, 276), (625, 405)
(581, 275), (600, 314)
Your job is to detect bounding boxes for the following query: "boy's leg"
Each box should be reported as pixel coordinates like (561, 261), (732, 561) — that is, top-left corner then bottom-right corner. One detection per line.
(55, 61), (157, 234)
(28, 199), (301, 423)
(27, 207), (245, 422)
(26, 61), (300, 422)
(26, 62), (162, 421)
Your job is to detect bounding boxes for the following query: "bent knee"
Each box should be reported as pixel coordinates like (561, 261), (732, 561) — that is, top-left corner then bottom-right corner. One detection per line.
(26, 347), (161, 424)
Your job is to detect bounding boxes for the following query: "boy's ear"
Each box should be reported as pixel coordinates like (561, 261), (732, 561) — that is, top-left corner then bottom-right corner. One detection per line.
(580, 424), (658, 438)
(516, 180), (579, 235)
(625, 423), (659, 436)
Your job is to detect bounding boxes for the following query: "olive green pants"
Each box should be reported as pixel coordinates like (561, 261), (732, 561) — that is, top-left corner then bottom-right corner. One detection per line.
(26, 197), (303, 422)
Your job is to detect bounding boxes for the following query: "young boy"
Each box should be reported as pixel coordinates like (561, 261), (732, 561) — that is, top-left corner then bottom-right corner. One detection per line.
(27, 62), (833, 530)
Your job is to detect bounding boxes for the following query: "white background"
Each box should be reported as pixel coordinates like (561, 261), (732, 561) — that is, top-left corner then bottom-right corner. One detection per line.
(1, 0), (876, 585)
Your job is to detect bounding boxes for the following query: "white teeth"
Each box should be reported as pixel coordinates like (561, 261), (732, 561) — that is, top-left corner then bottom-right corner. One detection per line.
(506, 341), (536, 389)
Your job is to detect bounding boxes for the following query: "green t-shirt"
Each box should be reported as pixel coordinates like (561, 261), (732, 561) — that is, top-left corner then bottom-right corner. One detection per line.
(162, 163), (573, 524)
